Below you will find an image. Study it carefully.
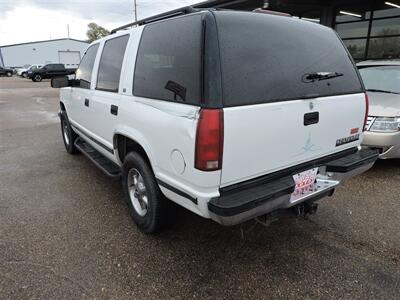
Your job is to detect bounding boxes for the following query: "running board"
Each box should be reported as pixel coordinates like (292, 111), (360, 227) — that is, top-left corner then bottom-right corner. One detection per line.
(74, 137), (121, 180)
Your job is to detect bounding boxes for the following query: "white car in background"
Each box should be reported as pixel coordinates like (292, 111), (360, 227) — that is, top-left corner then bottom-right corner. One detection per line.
(358, 60), (400, 159)
(18, 64), (43, 78)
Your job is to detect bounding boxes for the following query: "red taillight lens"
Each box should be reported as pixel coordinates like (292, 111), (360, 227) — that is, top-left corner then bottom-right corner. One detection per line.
(195, 109), (224, 171)
(363, 93), (369, 131)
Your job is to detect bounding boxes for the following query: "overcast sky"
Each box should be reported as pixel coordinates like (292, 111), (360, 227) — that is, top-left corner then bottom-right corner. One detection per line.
(0, 0), (201, 45)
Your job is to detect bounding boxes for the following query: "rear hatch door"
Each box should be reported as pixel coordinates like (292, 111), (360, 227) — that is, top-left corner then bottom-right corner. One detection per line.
(213, 11), (365, 186)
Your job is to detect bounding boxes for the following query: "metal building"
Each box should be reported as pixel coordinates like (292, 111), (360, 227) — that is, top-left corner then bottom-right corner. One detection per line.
(0, 38), (89, 68)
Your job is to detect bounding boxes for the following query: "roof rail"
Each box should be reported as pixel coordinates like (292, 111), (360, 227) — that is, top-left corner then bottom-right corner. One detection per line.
(253, 8), (291, 17)
(110, 6), (199, 34)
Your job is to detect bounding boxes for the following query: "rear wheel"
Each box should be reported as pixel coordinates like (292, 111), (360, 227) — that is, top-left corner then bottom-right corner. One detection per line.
(122, 152), (175, 233)
(60, 112), (78, 154)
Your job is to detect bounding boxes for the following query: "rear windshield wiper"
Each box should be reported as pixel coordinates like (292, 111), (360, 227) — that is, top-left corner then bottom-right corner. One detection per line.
(366, 89), (400, 95)
(302, 72), (344, 83)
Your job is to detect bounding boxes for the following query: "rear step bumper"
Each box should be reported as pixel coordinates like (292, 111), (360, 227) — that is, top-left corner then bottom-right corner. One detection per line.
(208, 148), (378, 226)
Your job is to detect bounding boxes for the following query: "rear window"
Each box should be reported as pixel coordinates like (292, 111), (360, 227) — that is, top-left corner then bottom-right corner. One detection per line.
(133, 14), (202, 105)
(214, 12), (363, 106)
(47, 64), (64, 70)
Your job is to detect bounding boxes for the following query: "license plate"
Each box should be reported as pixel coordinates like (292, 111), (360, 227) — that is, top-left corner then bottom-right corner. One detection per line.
(291, 168), (319, 199)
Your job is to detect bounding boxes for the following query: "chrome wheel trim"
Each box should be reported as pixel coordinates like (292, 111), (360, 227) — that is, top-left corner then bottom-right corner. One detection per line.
(62, 119), (70, 145)
(34, 75), (41, 81)
(127, 168), (148, 217)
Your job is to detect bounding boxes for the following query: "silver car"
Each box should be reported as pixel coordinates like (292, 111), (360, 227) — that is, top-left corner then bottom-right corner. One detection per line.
(357, 60), (400, 159)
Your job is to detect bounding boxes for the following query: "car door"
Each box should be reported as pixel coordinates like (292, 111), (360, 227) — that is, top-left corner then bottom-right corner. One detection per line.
(67, 44), (100, 133)
(87, 34), (130, 153)
(53, 64), (64, 77)
(42, 64), (53, 78)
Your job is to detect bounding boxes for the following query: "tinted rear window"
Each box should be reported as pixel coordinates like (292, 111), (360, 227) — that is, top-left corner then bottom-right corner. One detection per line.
(47, 64), (64, 70)
(133, 14), (202, 105)
(214, 12), (363, 106)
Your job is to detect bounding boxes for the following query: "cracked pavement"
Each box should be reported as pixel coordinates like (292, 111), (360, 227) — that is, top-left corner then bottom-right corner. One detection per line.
(0, 77), (399, 299)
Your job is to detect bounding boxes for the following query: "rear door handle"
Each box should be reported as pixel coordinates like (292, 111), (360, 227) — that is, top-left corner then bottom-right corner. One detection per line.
(110, 105), (118, 116)
(84, 98), (89, 107)
(304, 112), (319, 126)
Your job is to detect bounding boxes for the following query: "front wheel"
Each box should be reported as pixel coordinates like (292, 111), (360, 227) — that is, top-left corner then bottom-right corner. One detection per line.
(122, 152), (175, 233)
(6, 72), (12, 77)
(32, 74), (42, 82)
(22, 72), (27, 78)
(60, 112), (78, 154)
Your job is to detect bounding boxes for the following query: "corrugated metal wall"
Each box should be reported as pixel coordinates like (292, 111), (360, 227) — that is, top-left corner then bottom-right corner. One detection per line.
(0, 39), (89, 68)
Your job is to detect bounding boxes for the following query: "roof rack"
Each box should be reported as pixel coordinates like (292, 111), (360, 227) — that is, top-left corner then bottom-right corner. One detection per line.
(110, 6), (199, 34)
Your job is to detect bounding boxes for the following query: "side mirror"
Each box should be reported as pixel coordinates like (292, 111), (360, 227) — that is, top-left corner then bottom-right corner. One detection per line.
(51, 77), (69, 88)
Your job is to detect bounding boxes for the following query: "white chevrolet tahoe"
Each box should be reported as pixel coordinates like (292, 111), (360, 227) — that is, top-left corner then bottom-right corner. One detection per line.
(52, 8), (378, 233)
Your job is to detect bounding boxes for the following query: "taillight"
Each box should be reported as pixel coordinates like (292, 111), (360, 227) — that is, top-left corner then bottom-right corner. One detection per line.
(363, 93), (369, 131)
(195, 109), (224, 171)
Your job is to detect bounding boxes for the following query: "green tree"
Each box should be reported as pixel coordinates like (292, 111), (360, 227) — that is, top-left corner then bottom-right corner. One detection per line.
(86, 22), (110, 42)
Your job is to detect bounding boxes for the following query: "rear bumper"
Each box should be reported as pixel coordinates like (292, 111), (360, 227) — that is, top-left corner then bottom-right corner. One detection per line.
(208, 148), (378, 226)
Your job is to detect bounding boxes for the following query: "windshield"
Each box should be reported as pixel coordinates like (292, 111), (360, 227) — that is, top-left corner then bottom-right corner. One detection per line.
(359, 66), (400, 94)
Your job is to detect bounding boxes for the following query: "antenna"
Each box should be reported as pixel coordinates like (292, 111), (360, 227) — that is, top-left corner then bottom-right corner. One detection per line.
(67, 24), (70, 38)
(134, 0), (138, 22)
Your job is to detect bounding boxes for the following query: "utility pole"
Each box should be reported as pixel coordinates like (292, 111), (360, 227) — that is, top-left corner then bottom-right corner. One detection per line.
(134, 0), (138, 22)
(67, 24), (70, 39)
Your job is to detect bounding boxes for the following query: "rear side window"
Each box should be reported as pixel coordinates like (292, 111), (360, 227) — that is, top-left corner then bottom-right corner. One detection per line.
(48, 64), (64, 70)
(133, 14), (202, 105)
(97, 35), (129, 92)
(214, 12), (363, 107)
(75, 44), (99, 89)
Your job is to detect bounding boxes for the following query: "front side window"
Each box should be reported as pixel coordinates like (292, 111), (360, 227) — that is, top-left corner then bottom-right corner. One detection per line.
(96, 35), (129, 92)
(75, 44), (99, 89)
(133, 14), (202, 105)
(359, 66), (400, 94)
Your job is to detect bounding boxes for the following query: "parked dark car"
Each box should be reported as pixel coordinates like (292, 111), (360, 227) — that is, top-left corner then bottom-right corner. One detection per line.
(27, 64), (76, 82)
(0, 66), (13, 77)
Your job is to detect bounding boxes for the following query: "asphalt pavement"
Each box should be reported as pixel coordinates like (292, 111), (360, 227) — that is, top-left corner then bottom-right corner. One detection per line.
(0, 77), (399, 299)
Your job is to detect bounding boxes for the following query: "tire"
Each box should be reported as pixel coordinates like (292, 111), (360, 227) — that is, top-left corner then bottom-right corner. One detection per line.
(60, 112), (78, 154)
(32, 74), (42, 82)
(22, 72), (27, 78)
(122, 152), (175, 233)
(6, 72), (12, 77)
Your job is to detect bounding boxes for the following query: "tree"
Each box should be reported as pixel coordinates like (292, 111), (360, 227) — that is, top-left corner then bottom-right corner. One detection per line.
(86, 22), (110, 42)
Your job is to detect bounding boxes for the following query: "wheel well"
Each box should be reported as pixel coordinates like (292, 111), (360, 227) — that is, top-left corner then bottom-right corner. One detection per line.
(115, 134), (151, 166)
